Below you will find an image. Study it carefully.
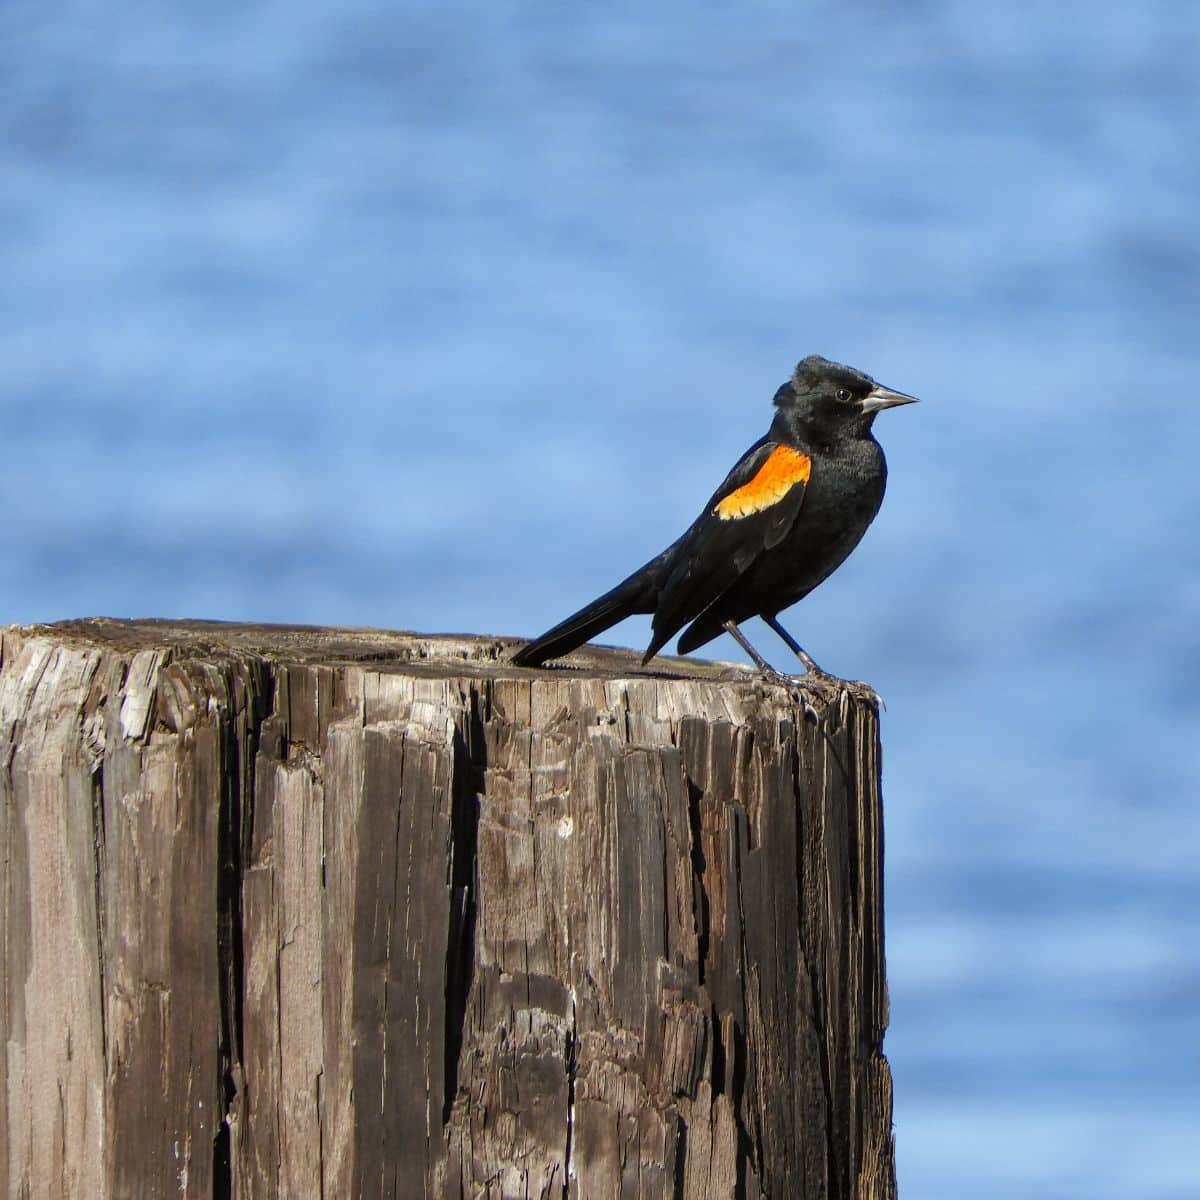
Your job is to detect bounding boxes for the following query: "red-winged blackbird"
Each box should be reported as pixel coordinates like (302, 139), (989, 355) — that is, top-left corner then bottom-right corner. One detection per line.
(511, 355), (917, 677)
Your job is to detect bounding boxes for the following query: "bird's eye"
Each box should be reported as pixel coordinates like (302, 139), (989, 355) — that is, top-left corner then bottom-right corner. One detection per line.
(837, 388), (852, 403)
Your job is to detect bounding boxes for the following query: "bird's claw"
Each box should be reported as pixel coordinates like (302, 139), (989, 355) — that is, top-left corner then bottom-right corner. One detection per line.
(838, 679), (885, 710)
(753, 668), (838, 723)
(734, 663), (882, 722)
(780, 668), (884, 714)
(785, 682), (825, 725)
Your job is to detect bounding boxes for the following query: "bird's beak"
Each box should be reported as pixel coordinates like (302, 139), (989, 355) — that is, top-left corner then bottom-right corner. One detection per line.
(860, 383), (919, 414)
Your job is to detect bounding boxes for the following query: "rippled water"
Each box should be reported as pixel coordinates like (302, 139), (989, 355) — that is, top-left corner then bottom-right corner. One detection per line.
(3, 4), (1198, 1196)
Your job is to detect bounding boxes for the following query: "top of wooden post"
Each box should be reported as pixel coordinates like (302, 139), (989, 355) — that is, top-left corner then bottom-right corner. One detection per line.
(5, 616), (765, 682)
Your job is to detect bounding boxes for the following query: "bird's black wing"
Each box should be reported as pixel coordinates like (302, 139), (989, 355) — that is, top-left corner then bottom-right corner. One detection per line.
(641, 438), (811, 661)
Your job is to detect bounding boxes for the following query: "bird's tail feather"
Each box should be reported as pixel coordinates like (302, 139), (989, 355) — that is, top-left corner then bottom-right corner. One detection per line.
(675, 612), (723, 656)
(511, 568), (657, 667)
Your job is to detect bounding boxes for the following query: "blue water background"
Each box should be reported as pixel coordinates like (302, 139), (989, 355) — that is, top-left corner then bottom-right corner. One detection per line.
(2, 4), (1197, 1196)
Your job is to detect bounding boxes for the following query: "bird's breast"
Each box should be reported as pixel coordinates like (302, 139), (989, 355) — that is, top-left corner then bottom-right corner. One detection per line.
(762, 440), (887, 595)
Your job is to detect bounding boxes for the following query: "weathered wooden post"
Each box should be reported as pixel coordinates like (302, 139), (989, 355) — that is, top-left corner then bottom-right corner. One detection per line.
(0, 618), (895, 1198)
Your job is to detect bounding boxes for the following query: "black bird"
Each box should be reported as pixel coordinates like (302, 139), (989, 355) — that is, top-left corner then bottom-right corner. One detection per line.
(511, 355), (917, 678)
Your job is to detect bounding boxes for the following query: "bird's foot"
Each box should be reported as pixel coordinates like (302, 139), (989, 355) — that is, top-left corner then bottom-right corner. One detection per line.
(783, 649), (854, 701)
(836, 678), (885, 710)
(778, 674), (827, 725)
(746, 666), (838, 724)
(719, 664), (822, 723)
(794, 667), (884, 712)
(724, 663), (882, 720)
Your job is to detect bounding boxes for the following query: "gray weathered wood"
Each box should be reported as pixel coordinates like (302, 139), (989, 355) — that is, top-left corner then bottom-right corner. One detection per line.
(0, 618), (895, 1198)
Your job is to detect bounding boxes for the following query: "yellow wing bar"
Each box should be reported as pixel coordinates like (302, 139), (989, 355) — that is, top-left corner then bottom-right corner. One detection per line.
(714, 446), (811, 520)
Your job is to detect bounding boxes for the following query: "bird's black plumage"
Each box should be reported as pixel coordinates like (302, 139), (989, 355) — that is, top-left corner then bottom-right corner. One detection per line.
(511, 355), (917, 675)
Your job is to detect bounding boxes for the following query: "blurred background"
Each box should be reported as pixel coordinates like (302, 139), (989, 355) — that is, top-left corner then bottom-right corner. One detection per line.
(3, 2), (1197, 1195)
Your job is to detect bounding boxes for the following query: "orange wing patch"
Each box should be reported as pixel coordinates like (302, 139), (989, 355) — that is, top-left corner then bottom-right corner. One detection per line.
(714, 446), (811, 520)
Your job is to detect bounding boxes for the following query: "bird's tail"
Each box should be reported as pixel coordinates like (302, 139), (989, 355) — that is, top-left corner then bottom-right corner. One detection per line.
(511, 562), (660, 667)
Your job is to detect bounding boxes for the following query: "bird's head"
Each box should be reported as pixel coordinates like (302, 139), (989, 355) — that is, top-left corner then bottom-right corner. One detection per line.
(774, 354), (918, 441)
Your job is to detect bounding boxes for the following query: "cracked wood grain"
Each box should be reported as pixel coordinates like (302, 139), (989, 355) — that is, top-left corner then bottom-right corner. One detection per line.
(1, 619), (896, 1199)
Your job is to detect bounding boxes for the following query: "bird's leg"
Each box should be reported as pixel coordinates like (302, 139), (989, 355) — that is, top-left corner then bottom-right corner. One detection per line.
(764, 616), (884, 709)
(763, 616), (828, 675)
(721, 620), (830, 727)
(717, 623), (860, 786)
(721, 620), (781, 675)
